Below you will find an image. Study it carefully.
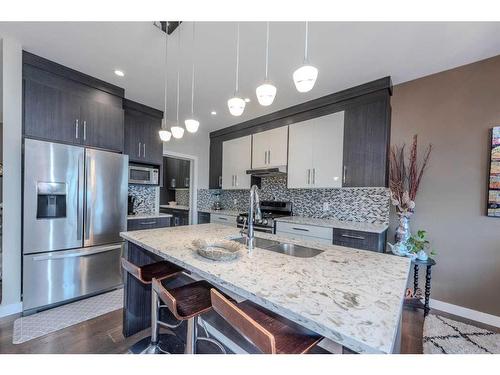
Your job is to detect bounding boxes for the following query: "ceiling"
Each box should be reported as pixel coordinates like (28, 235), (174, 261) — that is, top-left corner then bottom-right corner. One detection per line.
(1, 22), (500, 133)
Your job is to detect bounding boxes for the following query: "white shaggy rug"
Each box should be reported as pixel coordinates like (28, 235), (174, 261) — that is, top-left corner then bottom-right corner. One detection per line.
(13, 288), (123, 344)
(423, 314), (500, 354)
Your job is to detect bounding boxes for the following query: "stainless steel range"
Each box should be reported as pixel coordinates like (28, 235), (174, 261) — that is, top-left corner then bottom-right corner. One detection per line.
(237, 201), (292, 233)
(22, 139), (128, 314)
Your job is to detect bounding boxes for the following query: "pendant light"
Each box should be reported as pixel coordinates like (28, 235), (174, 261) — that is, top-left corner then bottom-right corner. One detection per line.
(227, 23), (245, 116)
(184, 22), (200, 133)
(159, 22), (172, 142)
(293, 21), (318, 93)
(256, 22), (276, 106)
(171, 25), (184, 139)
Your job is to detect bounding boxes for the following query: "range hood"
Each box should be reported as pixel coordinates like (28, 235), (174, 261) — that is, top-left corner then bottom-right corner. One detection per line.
(246, 166), (287, 177)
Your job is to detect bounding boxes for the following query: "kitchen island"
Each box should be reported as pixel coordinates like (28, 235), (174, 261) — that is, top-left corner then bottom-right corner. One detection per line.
(120, 223), (411, 354)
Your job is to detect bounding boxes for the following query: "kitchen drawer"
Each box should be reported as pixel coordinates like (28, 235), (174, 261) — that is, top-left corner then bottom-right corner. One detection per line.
(275, 222), (333, 241)
(127, 216), (171, 231)
(210, 213), (237, 226)
(275, 230), (332, 245)
(333, 228), (385, 252)
(198, 211), (211, 224)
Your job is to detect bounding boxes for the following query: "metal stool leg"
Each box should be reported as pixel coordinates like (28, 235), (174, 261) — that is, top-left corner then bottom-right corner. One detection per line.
(129, 288), (184, 354)
(185, 316), (198, 354)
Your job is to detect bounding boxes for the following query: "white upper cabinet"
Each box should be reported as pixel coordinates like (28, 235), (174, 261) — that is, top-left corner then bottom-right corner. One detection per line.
(252, 126), (288, 169)
(287, 111), (345, 189)
(222, 135), (252, 190)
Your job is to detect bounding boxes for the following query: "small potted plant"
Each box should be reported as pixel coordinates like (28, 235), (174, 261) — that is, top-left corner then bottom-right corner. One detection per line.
(406, 230), (436, 261)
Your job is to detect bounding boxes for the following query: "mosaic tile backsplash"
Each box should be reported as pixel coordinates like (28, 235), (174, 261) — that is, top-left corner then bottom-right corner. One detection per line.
(197, 176), (390, 225)
(175, 189), (190, 206)
(128, 184), (159, 215)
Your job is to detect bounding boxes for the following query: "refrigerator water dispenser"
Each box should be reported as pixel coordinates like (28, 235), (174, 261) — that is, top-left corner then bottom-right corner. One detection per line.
(36, 182), (67, 219)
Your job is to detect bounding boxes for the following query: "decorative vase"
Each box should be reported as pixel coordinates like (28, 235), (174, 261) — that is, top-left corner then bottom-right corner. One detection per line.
(395, 213), (411, 244)
(416, 250), (429, 261)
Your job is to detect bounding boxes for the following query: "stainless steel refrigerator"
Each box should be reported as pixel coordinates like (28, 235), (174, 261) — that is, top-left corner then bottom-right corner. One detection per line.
(22, 138), (128, 313)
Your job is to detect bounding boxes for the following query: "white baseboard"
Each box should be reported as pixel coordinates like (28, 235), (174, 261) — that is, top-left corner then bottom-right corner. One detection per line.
(0, 302), (22, 318)
(430, 299), (500, 328)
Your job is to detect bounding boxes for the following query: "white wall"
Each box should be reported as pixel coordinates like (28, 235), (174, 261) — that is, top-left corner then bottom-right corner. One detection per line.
(0, 37), (22, 315)
(163, 129), (210, 189)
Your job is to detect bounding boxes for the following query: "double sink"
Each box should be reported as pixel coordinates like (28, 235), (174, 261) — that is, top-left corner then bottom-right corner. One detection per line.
(230, 236), (324, 258)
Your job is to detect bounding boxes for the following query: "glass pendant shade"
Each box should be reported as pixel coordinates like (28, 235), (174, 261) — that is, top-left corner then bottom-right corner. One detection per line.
(227, 96), (246, 116)
(256, 82), (277, 106)
(184, 118), (200, 133)
(170, 125), (185, 139)
(159, 129), (172, 142)
(293, 64), (318, 93)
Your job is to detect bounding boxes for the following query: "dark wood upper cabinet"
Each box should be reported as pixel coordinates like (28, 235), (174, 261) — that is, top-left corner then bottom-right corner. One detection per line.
(80, 98), (124, 152)
(343, 96), (391, 187)
(123, 99), (163, 167)
(22, 52), (125, 153)
(23, 79), (82, 145)
(164, 157), (190, 189)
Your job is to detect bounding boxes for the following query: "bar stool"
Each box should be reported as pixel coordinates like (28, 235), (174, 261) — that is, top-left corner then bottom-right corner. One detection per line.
(121, 258), (184, 354)
(210, 289), (322, 354)
(152, 278), (226, 354)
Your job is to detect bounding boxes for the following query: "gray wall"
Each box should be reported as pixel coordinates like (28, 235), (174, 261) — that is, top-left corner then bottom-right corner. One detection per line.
(391, 54), (500, 316)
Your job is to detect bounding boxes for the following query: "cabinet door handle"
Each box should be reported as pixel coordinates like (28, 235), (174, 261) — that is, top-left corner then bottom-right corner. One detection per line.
(218, 176), (222, 187)
(75, 119), (79, 139)
(143, 143), (146, 158)
(268, 150), (271, 165)
(235, 175), (238, 186)
(83, 120), (87, 141)
(312, 168), (315, 185)
(138, 142), (141, 157)
(292, 227), (310, 232)
(340, 233), (366, 240)
(139, 221), (157, 225)
(307, 169), (311, 185)
(264, 151), (267, 165)
(343, 165), (347, 185)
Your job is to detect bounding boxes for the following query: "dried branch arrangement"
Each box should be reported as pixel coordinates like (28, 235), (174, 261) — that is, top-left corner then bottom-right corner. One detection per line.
(389, 135), (432, 215)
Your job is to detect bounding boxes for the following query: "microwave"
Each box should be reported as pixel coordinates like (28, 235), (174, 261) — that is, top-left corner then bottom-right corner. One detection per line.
(129, 164), (159, 185)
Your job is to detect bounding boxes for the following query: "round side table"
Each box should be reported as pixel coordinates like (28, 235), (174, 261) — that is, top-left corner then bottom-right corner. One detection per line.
(405, 258), (436, 316)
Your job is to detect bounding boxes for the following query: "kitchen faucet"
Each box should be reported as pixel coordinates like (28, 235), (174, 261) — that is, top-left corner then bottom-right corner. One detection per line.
(245, 185), (262, 254)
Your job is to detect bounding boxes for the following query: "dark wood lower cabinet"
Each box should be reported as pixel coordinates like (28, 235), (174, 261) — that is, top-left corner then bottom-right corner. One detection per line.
(160, 208), (189, 226)
(127, 216), (171, 231)
(332, 228), (387, 252)
(197, 211), (211, 224)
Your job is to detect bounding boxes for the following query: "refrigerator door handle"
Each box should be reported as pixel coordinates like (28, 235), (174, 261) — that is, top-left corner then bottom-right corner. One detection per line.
(32, 244), (122, 261)
(77, 154), (83, 241)
(85, 153), (91, 241)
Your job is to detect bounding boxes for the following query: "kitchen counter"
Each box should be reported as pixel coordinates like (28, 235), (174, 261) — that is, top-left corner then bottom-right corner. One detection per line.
(197, 209), (240, 216)
(120, 224), (410, 354)
(127, 212), (172, 219)
(275, 216), (388, 234)
(160, 204), (190, 211)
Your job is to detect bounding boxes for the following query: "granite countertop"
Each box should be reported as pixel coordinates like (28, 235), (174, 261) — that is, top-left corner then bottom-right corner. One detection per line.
(160, 204), (190, 211)
(120, 224), (410, 354)
(197, 209), (240, 216)
(128, 212), (173, 219)
(275, 216), (388, 234)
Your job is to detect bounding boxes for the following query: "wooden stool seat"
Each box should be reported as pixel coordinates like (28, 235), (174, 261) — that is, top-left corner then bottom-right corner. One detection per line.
(211, 289), (322, 354)
(121, 258), (183, 284)
(153, 279), (214, 320)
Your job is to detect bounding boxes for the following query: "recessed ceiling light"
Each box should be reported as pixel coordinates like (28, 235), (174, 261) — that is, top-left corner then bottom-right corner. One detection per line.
(244, 98), (251, 103)
(114, 69), (125, 77)
(211, 111), (217, 115)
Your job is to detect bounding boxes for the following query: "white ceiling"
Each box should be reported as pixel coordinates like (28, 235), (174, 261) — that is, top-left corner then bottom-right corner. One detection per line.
(1, 22), (500, 132)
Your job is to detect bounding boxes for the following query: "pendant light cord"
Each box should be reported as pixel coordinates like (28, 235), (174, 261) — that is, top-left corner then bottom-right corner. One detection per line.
(191, 22), (195, 115)
(176, 25), (180, 124)
(265, 21), (269, 80)
(304, 21), (309, 62)
(235, 22), (240, 93)
(163, 22), (168, 129)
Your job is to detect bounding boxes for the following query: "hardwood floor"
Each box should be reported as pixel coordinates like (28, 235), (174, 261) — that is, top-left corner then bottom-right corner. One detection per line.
(0, 306), (431, 354)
